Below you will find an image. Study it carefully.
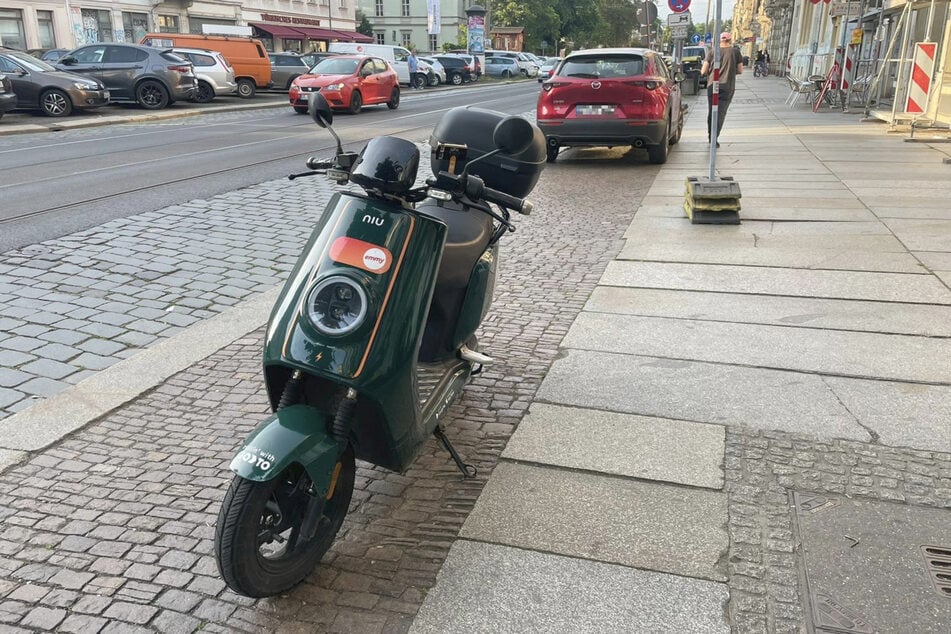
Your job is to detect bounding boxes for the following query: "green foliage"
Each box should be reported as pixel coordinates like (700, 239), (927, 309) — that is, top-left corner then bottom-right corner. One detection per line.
(355, 10), (374, 37)
(492, 0), (561, 52)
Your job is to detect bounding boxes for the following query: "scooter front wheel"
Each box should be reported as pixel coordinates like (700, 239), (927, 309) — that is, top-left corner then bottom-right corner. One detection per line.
(214, 446), (355, 597)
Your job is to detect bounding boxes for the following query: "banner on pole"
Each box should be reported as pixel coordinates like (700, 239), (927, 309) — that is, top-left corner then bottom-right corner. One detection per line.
(427, 0), (441, 34)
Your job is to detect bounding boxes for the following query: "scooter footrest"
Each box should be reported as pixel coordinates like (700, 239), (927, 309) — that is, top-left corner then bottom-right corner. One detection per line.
(459, 345), (493, 365)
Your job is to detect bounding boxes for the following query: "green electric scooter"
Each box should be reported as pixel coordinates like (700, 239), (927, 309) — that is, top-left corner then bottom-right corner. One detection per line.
(213, 93), (546, 597)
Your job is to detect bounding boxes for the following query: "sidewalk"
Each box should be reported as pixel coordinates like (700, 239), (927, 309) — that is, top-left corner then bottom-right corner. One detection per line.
(0, 74), (948, 633)
(410, 75), (951, 632)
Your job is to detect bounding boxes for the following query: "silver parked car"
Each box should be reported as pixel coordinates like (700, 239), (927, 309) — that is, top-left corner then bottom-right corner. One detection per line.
(173, 47), (237, 103)
(57, 43), (196, 109)
(418, 56), (446, 86)
(483, 56), (520, 79)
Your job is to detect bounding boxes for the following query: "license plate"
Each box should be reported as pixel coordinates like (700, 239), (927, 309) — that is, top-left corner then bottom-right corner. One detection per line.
(103, 91), (110, 99)
(300, 93), (310, 102)
(577, 105), (615, 115)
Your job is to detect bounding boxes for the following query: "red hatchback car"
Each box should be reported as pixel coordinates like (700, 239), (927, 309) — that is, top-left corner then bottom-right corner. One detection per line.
(536, 48), (684, 164)
(289, 55), (400, 115)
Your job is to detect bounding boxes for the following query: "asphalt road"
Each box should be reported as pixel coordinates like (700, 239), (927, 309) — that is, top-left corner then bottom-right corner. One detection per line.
(0, 82), (542, 253)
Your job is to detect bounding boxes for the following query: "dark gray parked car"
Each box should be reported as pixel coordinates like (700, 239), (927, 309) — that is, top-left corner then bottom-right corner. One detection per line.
(0, 48), (109, 117)
(57, 43), (196, 109)
(0, 73), (16, 120)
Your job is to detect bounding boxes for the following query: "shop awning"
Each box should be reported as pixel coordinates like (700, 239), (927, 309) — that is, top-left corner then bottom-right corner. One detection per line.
(250, 23), (307, 39)
(331, 30), (374, 43)
(292, 26), (341, 40)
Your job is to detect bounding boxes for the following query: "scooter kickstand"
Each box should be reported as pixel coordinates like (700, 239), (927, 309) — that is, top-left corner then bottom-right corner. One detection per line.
(434, 426), (477, 478)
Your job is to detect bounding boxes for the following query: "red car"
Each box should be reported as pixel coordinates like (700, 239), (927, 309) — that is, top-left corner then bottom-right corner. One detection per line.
(536, 47), (684, 164)
(289, 54), (400, 115)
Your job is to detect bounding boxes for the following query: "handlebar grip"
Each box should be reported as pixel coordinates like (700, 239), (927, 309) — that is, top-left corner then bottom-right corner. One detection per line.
(306, 156), (335, 170)
(481, 185), (529, 214)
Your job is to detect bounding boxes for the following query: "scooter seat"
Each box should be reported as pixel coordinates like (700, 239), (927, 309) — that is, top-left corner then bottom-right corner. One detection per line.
(419, 201), (494, 287)
(416, 200), (494, 361)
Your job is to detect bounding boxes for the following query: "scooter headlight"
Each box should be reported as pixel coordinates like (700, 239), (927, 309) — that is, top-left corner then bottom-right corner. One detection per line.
(304, 276), (368, 336)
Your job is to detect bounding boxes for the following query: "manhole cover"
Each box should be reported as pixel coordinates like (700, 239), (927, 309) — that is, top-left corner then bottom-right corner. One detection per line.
(793, 493), (951, 633)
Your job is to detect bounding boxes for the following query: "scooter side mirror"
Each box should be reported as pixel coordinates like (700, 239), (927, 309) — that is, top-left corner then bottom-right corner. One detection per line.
(492, 116), (535, 156)
(308, 93), (333, 128)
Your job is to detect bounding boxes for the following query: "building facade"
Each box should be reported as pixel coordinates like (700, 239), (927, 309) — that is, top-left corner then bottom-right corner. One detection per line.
(0, 0), (361, 53)
(358, 0), (478, 53)
(731, 0), (950, 126)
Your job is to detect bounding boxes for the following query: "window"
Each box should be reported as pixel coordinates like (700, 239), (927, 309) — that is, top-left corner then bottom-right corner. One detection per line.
(182, 52), (215, 67)
(80, 10), (113, 43)
(375, 32), (385, 45)
(429, 35), (438, 52)
(0, 55), (20, 73)
(37, 10), (55, 48)
(122, 12), (149, 43)
(339, 0), (347, 7)
(401, 0), (410, 17)
(105, 45), (147, 63)
(401, 32), (411, 47)
(157, 15), (180, 34)
(0, 9), (25, 50)
(375, 0), (384, 16)
(72, 45), (106, 63)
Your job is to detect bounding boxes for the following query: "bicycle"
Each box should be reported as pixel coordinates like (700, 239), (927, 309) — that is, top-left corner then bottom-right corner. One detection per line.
(754, 60), (768, 77)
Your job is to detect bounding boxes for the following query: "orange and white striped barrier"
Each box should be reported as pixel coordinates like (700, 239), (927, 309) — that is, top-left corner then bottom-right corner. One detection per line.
(906, 42), (937, 114)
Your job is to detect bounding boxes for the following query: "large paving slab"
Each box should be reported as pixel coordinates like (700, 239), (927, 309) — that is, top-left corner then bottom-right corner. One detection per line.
(618, 243), (923, 273)
(584, 286), (951, 337)
(460, 462), (729, 582)
(600, 261), (951, 304)
(794, 494), (951, 634)
(561, 312), (950, 383)
(537, 350), (951, 452)
(502, 403), (725, 489)
(409, 541), (730, 634)
(823, 376), (951, 452)
(883, 218), (951, 252)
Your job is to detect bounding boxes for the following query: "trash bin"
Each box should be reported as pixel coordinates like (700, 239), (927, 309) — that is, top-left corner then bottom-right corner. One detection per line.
(683, 69), (700, 96)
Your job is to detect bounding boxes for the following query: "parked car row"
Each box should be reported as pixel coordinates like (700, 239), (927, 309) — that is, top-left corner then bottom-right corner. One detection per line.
(285, 50), (494, 116)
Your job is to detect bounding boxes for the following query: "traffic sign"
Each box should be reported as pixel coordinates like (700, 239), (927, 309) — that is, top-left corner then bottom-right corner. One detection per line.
(670, 25), (689, 39)
(668, 11), (691, 25)
(691, 33), (702, 43)
(668, 0), (691, 13)
(704, 32), (712, 42)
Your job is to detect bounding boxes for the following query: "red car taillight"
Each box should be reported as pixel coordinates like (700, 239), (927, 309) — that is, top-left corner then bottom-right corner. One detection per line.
(169, 65), (191, 74)
(542, 81), (569, 92)
(624, 80), (659, 90)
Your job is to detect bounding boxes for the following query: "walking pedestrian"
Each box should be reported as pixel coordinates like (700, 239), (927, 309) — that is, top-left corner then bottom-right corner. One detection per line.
(701, 32), (744, 146)
(408, 49), (420, 89)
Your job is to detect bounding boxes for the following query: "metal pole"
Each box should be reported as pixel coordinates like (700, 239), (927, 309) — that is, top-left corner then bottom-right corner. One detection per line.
(709, 0), (722, 179)
(890, 0), (913, 124)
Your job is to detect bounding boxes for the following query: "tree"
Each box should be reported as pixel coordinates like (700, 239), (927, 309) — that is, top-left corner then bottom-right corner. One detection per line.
(355, 10), (374, 37)
(592, 0), (639, 47)
(492, 0), (560, 52)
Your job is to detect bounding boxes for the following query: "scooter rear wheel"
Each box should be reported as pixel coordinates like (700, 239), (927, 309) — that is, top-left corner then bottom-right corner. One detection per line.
(214, 446), (355, 597)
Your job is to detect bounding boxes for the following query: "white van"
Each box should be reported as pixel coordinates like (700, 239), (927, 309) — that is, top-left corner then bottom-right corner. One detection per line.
(328, 43), (430, 88)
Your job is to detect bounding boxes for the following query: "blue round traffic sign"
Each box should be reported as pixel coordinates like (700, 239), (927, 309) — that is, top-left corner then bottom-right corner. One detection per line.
(691, 34), (701, 44)
(668, 0), (691, 13)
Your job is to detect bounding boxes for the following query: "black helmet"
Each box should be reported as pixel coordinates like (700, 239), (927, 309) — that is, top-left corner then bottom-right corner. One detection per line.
(349, 136), (420, 197)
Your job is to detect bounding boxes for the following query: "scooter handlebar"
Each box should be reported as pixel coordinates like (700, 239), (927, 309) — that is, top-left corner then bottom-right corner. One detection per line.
(461, 173), (532, 215)
(306, 156), (335, 170)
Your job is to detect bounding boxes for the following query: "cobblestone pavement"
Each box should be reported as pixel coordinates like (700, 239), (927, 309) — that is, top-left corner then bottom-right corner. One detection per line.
(0, 140), (654, 631)
(725, 430), (951, 633)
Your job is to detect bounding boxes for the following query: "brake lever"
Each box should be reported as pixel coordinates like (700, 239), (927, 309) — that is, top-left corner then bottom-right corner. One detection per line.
(288, 170), (325, 181)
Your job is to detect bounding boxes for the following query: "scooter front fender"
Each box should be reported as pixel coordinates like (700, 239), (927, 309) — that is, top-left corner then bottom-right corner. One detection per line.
(229, 404), (344, 494)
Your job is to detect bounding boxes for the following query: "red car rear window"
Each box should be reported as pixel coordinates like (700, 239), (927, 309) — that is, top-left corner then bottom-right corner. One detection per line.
(558, 55), (644, 79)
